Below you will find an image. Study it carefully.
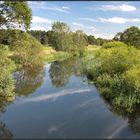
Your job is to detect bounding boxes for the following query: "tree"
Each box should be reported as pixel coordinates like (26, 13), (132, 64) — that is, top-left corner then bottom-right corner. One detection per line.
(52, 21), (70, 33)
(28, 30), (48, 45)
(46, 30), (56, 46)
(71, 30), (88, 56)
(87, 35), (96, 45)
(0, 1), (32, 30)
(113, 32), (123, 41)
(10, 30), (43, 68)
(113, 26), (140, 49)
(51, 21), (71, 51)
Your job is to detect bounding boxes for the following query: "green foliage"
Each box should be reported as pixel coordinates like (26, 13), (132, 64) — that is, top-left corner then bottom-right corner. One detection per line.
(95, 45), (140, 75)
(0, 45), (15, 98)
(114, 26), (140, 49)
(51, 22), (73, 52)
(28, 30), (48, 45)
(84, 42), (140, 113)
(52, 21), (70, 33)
(87, 35), (109, 46)
(43, 52), (73, 62)
(103, 41), (128, 49)
(71, 30), (88, 56)
(0, 1), (32, 30)
(50, 22), (87, 56)
(87, 35), (96, 45)
(10, 30), (43, 68)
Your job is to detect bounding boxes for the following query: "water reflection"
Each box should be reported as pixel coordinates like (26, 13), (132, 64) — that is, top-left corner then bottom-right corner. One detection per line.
(0, 99), (12, 114)
(49, 58), (83, 87)
(0, 100), (13, 138)
(1, 58), (140, 138)
(13, 66), (45, 96)
(0, 121), (13, 139)
(102, 95), (140, 136)
(18, 88), (94, 104)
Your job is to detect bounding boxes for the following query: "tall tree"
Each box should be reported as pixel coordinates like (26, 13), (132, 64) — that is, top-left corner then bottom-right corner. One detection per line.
(52, 21), (70, 33)
(113, 26), (140, 49)
(72, 30), (87, 55)
(51, 21), (71, 51)
(0, 1), (32, 30)
(87, 35), (96, 45)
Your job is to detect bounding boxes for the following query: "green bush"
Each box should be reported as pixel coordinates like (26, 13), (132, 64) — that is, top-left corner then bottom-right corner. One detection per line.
(122, 65), (140, 94)
(84, 43), (140, 113)
(95, 45), (140, 75)
(10, 31), (43, 68)
(0, 45), (16, 98)
(103, 41), (128, 49)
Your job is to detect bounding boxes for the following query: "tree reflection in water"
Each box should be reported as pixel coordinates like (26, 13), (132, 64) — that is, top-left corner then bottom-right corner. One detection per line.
(49, 58), (83, 87)
(0, 100), (13, 139)
(0, 121), (13, 139)
(13, 66), (45, 96)
(1, 57), (140, 138)
(102, 95), (140, 136)
(0, 65), (45, 139)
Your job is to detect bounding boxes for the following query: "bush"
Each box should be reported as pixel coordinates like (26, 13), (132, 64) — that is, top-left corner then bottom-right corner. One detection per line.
(95, 45), (140, 75)
(84, 44), (140, 113)
(0, 45), (16, 98)
(10, 31), (43, 68)
(103, 41), (128, 49)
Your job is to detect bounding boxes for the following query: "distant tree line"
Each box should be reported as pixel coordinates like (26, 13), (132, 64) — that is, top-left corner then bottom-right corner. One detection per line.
(113, 26), (140, 49)
(28, 26), (110, 47)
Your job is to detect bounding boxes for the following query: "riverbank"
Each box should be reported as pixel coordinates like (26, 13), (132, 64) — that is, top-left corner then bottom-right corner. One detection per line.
(40, 46), (73, 62)
(40, 45), (100, 63)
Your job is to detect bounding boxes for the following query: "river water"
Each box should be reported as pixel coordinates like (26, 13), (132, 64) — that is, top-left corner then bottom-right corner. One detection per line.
(0, 58), (140, 138)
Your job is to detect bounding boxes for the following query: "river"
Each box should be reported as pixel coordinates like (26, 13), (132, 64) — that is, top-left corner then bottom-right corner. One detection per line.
(0, 58), (140, 139)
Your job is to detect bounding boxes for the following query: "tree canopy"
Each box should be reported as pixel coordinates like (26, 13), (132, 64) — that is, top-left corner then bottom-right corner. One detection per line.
(0, 1), (32, 30)
(52, 21), (70, 33)
(113, 26), (140, 49)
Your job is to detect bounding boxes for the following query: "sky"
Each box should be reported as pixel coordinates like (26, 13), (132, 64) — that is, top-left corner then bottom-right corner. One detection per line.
(28, 1), (140, 39)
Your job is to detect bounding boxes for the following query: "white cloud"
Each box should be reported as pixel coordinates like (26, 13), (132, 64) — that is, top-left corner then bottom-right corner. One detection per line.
(72, 22), (114, 39)
(62, 6), (70, 10)
(88, 4), (136, 12)
(72, 22), (96, 37)
(18, 88), (94, 104)
(72, 22), (95, 30)
(32, 16), (52, 24)
(45, 6), (70, 13)
(71, 22), (114, 39)
(101, 4), (136, 12)
(28, 1), (70, 13)
(77, 18), (98, 22)
(99, 17), (140, 24)
(28, 1), (46, 5)
(94, 33), (114, 39)
(30, 26), (51, 31)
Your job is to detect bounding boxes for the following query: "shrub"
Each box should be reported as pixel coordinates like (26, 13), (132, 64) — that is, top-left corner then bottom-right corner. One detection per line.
(103, 41), (128, 49)
(84, 44), (140, 113)
(95, 46), (140, 75)
(10, 31), (43, 68)
(0, 45), (15, 98)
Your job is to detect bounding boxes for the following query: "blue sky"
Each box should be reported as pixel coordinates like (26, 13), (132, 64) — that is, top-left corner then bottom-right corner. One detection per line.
(28, 1), (140, 39)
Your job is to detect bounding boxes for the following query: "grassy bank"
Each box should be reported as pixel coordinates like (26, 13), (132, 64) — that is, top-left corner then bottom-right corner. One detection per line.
(83, 41), (140, 113)
(40, 45), (73, 62)
(83, 45), (101, 62)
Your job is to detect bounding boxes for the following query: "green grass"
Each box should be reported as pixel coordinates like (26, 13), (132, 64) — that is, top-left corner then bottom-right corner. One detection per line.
(84, 45), (101, 59)
(42, 51), (73, 62)
(87, 45), (101, 50)
(40, 45), (73, 62)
